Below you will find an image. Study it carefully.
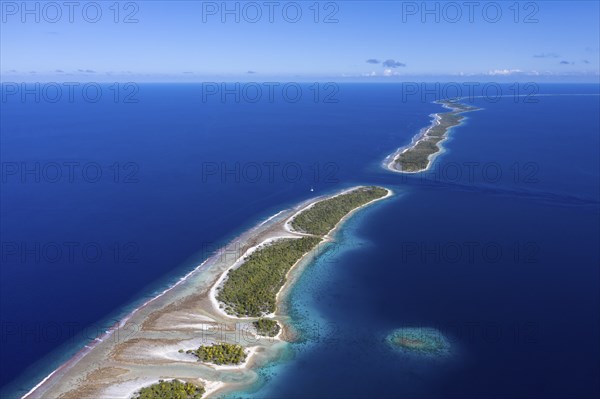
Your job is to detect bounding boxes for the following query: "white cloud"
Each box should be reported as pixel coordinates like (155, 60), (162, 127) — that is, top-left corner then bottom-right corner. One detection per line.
(382, 68), (403, 77)
(487, 69), (523, 76)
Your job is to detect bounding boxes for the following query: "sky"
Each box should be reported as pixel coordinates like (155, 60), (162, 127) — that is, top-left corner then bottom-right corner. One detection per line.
(0, 0), (599, 82)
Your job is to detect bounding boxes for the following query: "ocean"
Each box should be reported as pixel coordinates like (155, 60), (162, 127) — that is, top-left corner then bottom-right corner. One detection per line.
(1, 83), (599, 398)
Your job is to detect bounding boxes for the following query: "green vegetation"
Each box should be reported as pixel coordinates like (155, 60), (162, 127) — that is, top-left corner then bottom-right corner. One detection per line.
(290, 186), (389, 235)
(394, 101), (479, 172)
(217, 186), (388, 317)
(218, 236), (320, 316)
(186, 342), (247, 365)
(254, 318), (280, 337)
(133, 379), (205, 399)
(395, 136), (445, 172)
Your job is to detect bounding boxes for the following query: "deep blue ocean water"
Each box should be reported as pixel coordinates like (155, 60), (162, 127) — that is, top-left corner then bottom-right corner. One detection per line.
(1, 84), (599, 398)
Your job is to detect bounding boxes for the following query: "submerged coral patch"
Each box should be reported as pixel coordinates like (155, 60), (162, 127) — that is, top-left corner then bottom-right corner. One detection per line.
(386, 328), (450, 356)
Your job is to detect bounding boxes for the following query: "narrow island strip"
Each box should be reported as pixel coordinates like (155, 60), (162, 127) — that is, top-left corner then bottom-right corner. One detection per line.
(138, 186), (391, 398)
(213, 186), (390, 318)
(386, 100), (480, 173)
(25, 186), (392, 399)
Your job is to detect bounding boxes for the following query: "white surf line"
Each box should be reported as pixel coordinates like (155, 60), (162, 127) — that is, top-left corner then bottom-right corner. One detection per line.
(21, 207), (295, 399)
(385, 100), (477, 174)
(21, 369), (60, 399)
(20, 256), (212, 399)
(258, 209), (287, 227)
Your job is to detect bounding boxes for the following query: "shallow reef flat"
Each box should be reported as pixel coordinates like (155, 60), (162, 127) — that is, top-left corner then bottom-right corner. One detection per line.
(386, 327), (451, 356)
